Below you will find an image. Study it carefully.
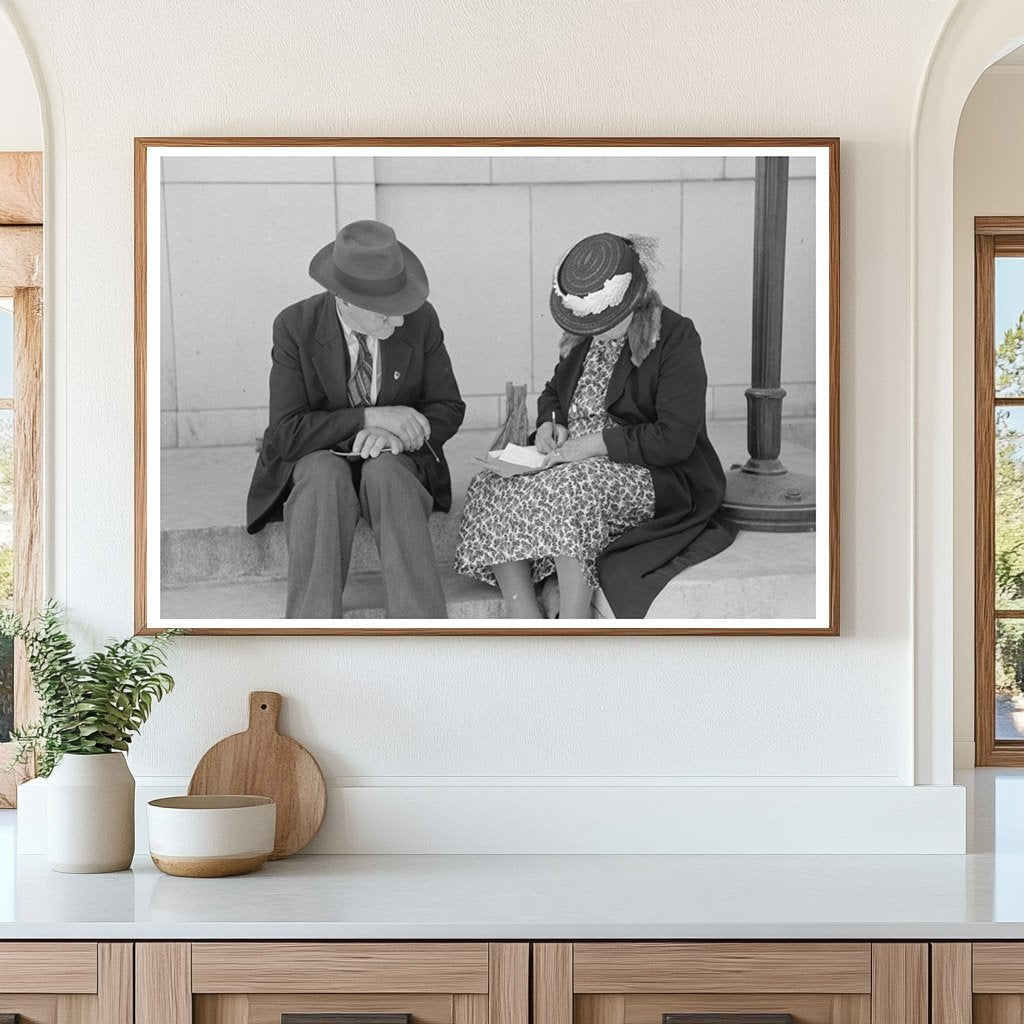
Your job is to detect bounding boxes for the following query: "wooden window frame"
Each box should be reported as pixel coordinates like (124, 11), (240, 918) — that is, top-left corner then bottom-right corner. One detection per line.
(975, 217), (1024, 765)
(0, 151), (43, 807)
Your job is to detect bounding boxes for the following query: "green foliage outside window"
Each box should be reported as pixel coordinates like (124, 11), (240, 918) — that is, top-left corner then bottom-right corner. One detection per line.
(998, 309), (1024, 397)
(0, 634), (11, 742)
(0, 413), (12, 740)
(996, 312), (1024, 694)
(997, 621), (1024, 694)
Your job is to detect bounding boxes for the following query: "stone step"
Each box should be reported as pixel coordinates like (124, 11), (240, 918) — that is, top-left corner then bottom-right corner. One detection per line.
(159, 432), (488, 587)
(159, 421), (815, 590)
(161, 531), (817, 622)
(592, 530), (816, 620)
(159, 565), (505, 620)
(161, 508), (462, 588)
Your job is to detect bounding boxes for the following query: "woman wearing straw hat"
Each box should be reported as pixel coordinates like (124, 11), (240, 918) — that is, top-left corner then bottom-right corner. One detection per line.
(455, 232), (735, 620)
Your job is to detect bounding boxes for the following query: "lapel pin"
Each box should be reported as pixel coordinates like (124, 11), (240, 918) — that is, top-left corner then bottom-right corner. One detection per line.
(394, 370), (401, 380)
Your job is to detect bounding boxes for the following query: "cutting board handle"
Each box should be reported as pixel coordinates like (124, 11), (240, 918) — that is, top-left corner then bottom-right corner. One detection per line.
(248, 691), (282, 734)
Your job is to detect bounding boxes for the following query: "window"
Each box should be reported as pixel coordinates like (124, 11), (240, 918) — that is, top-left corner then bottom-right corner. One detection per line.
(0, 149), (43, 806)
(976, 219), (1024, 764)
(0, 287), (42, 806)
(0, 301), (11, 745)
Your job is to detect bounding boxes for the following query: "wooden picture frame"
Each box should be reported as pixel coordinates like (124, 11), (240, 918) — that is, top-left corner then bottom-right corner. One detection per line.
(135, 137), (840, 636)
(975, 216), (1024, 765)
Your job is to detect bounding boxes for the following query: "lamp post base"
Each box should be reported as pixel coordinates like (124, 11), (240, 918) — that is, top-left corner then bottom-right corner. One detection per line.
(719, 466), (816, 533)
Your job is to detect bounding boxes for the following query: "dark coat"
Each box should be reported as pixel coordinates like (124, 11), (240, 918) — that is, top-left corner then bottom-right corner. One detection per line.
(536, 306), (735, 618)
(246, 291), (465, 534)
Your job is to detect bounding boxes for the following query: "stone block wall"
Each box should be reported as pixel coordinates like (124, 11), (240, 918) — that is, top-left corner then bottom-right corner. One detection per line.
(159, 154), (818, 448)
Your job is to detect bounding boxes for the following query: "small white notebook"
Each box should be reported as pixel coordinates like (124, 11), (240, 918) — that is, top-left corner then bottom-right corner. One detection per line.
(488, 443), (546, 469)
(476, 443), (551, 477)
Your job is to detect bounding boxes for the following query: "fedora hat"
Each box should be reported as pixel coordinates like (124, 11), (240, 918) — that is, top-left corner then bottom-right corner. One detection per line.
(550, 232), (647, 336)
(309, 220), (429, 316)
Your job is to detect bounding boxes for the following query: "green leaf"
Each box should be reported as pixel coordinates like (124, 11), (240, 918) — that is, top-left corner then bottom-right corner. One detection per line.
(1, 603), (179, 775)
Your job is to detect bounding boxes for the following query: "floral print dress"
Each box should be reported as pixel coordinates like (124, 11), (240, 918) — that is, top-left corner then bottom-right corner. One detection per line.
(455, 336), (657, 590)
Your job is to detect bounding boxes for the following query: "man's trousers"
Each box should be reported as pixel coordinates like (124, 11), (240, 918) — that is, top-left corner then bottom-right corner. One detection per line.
(283, 450), (448, 619)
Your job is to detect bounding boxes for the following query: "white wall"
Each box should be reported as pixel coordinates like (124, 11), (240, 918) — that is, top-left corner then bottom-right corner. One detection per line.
(952, 65), (1024, 767)
(0, 15), (39, 151)
(0, 0), (975, 852)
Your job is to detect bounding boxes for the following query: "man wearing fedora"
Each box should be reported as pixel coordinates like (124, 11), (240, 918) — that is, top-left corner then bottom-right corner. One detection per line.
(246, 220), (465, 619)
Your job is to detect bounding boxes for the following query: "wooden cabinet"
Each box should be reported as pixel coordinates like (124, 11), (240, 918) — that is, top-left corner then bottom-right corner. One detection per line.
(932, 943), (1024, 1024)
(0, 938), (956, 1024)
(0, 942), (132, 1024)
(136, 944), (528, 1024)
(532, 943), (928, 1024)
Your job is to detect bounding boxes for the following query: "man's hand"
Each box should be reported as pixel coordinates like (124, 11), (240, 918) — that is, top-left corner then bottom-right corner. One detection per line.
(351, 426), (404, 459)
(535, 419), (569, 454)
(364, 406), (431, 449)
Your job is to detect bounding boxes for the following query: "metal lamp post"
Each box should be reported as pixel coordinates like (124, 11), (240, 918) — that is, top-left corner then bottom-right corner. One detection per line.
(719, 155), (816, 532)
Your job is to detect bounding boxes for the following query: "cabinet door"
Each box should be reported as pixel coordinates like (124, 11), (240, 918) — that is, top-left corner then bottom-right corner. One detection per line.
(939, 943), (1024, 1024)
(0, 943), (131, 1024)
(533, 944), (927, 1024)
(137, 943), (528, 1024)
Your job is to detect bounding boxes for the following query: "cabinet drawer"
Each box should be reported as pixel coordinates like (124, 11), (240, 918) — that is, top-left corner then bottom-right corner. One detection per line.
(0, 942), (99, 994)
(534, 943), (926, 1024)
(973, 944), (1024, 992)
(139, 943), (529, 1024)
(0, 943), (130, 1024)
(191, 943), (491, 993)
(572, 943), (872, 994)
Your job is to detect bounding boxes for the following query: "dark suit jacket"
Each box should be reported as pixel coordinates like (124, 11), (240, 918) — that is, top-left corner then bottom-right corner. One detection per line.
(246, 292), (465, 534)
(536, 306), (735, 617)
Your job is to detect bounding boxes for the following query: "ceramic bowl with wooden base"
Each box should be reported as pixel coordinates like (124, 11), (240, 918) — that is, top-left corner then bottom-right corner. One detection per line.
(147, 795), (276, 877)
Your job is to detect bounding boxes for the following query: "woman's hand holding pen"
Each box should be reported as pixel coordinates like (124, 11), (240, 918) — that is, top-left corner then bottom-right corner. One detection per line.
(535, 418), (569, 454)
(541, 431), (606, 467)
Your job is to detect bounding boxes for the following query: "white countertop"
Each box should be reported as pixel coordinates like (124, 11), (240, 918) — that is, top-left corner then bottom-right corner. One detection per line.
(0, 849), (1023, 940)
(1, 769), (1022, 941)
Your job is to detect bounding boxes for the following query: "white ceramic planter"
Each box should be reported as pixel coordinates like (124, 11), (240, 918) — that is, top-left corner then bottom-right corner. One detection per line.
(46, 752), (135, 873)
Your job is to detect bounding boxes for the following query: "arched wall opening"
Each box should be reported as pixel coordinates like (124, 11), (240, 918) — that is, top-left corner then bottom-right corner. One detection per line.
(952, 46), (1024, 767)
(914, 1), (1024, 784)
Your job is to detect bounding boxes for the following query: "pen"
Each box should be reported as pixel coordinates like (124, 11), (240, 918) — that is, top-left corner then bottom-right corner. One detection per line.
(332, 440), (439, 462)
(551, 411), (562, 450)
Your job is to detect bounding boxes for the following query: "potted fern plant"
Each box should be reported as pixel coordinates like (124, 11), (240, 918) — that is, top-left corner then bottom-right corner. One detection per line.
(2, 603), (179, 873)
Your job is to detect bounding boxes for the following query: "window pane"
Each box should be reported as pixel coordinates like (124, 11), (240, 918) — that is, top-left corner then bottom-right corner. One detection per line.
(0, 304), (12, 399)
(0, 409), (11, 742)
(0, 634), (10, 743)
(997, 620), (1024, 740)
(996, 256), (1024, 397)
(997, 407), (1024, 610)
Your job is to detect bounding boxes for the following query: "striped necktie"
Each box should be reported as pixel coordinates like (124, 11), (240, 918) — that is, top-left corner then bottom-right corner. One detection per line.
(347, 331), (374, 407)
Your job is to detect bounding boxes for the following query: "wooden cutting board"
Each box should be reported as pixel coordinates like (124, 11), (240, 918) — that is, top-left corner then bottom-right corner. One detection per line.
(188, 691), (326, 859)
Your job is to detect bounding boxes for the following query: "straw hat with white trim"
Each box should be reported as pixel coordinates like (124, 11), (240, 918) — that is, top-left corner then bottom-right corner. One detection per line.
(549, 232), (647, 336)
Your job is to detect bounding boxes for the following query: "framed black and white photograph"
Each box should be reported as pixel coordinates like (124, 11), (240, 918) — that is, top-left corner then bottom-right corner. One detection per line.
(135, 137), (839, 635)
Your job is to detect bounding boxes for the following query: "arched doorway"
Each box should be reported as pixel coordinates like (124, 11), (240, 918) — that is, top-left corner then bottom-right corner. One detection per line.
(913, 1), (1024, 785)
(954, 47), (1024, 765)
